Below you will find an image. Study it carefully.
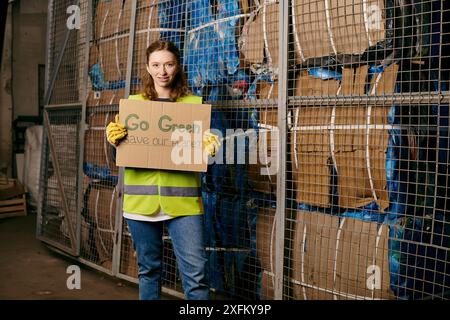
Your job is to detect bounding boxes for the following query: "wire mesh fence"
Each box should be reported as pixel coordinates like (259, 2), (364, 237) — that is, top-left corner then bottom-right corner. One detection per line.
(37, 0), (450, 300)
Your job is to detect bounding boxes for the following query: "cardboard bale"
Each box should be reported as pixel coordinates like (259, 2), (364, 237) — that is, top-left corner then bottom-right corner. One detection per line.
(260, 271), (275, 300)
(89, 43), (99, 69)
(136, 0), (160, 31)
(291, 210), (393, 300)
(291, 105), (390, 209)
(87, 184), (118, 268)
(291, 107), (332, 207)
(293, 0), (385, 62)
(256, 207), (277, 300)
(261, 72), (341, 100)
(293, 0), (330, 60)
(240, 10), (264, 64)
(292, 210), (339, 300)
(295, 74), (340, 96)
(134, 32), (160, 77)
(340, 66), (369, 96)
(248, 110), (278, 194)
(98, 35), (129, 82)
(334, 216), (393, 300)
(335, 149), (389, 210)
(294, 153), (332, 207)
(95, 0), (130, 39)
(119, 0), (132, 33)
(87, 88), (126, 107)
(240, 2), (278, 66)
(116, 99), (211, 172)
(258, 81), (278, 100)
(265, 2), (279, 67)
(256, 207), (277, 271)
(133, 1), (160, 80)
(368, 63), (399, 95)
(95, 0), (121, 39)
(291, 65), (397, 210)
(84, 111), (119, 176)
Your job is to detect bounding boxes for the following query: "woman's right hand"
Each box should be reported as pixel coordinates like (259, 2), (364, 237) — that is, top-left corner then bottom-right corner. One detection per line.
(106, 114), (128, 146)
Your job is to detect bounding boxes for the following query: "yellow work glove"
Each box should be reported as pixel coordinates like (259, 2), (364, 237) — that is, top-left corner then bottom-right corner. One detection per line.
(106, 114), (128, 146)
(203, 130), (221, 157)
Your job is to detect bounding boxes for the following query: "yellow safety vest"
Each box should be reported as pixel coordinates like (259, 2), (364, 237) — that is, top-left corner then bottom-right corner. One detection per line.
(122, 94), (204, 217)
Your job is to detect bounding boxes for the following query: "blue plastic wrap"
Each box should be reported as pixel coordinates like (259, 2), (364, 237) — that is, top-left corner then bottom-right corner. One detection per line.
(247, 73), (275, 100)
(389, 213), (450, 299)
(88, 62), (140, 91)
(158, 0), (184, 49)
(308, 68), (342, 81)
(202, 191), (225, 291)
(185, 0), (243, 98)
(201, 191), (262, 298)
(216, 0), (240, 76)
(83, 163), (118, 184)
(185, 0), (215, 95)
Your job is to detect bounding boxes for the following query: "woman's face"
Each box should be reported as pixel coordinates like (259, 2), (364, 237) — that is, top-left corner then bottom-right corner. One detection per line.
(146, 49), (178, 90)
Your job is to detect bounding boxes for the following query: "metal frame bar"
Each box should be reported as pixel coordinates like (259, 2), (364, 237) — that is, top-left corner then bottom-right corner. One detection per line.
(430, 1), (446, 244)
(113, 0), (138, 278)
(41, 110), (77, 255)
(274, 0), (289, 301)
(288, 93), (449, 105)
(74, 0), (93, 258)
(37, 0), (55, 243)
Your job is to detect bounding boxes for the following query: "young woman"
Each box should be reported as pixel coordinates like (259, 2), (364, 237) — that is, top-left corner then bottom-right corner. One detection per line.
(107, 40), (218, 300)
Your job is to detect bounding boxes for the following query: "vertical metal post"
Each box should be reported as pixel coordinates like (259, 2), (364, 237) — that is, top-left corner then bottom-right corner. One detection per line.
(430, 1), (445, 244)
(44, 0), (53, 99)
(75, 0), (93, 257)
(37, 0), (55, 239)
(112, 0), (138, 277)
(274, 0), (289, 300)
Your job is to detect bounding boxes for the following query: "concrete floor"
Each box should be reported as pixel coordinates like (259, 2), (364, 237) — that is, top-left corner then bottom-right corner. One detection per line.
(0, 213), (142, 300)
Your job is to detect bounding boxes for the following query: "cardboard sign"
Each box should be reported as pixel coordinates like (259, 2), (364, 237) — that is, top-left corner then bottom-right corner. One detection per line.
(116, 99), (211, 172)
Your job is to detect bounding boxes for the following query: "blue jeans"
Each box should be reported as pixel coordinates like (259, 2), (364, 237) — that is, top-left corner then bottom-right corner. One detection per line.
(126, 215), (209, 300)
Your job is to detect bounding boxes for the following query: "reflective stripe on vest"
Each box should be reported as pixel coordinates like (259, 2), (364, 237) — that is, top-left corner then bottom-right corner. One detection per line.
(124, 185), (201, 197)
(124, 185), (158, 195)
(160, 186), (201, 197)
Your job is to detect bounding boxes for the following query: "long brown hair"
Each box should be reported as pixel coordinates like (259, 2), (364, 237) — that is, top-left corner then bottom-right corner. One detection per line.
(142, 40), (190, 101)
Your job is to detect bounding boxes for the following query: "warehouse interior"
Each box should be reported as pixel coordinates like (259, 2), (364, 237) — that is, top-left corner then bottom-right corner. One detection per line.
(1, 0), (450, 300)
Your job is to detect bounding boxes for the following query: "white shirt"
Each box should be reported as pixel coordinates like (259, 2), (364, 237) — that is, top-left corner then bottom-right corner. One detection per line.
(123, 207), (174, 222)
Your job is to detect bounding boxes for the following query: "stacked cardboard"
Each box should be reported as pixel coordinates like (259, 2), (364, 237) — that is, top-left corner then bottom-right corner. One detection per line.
(96, 0), (131, 82)
(84, 110), (119, 177)
(256, 208), (393, 299)
(242, 0), (386, 64)
(292, 0), (385, 62)
(248, 109), (278, 194)
(86, 184), (118, 268)
(87, 39), (127, 101)
(255, 207), (277, 299)
(291, 64), (398, 210)
(240, 1), (278, 66)
(134, 0), (160, 75)
(87, 89), (125, 107)
(291, 210), (393, 300)
(256, 209), (393, 299)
